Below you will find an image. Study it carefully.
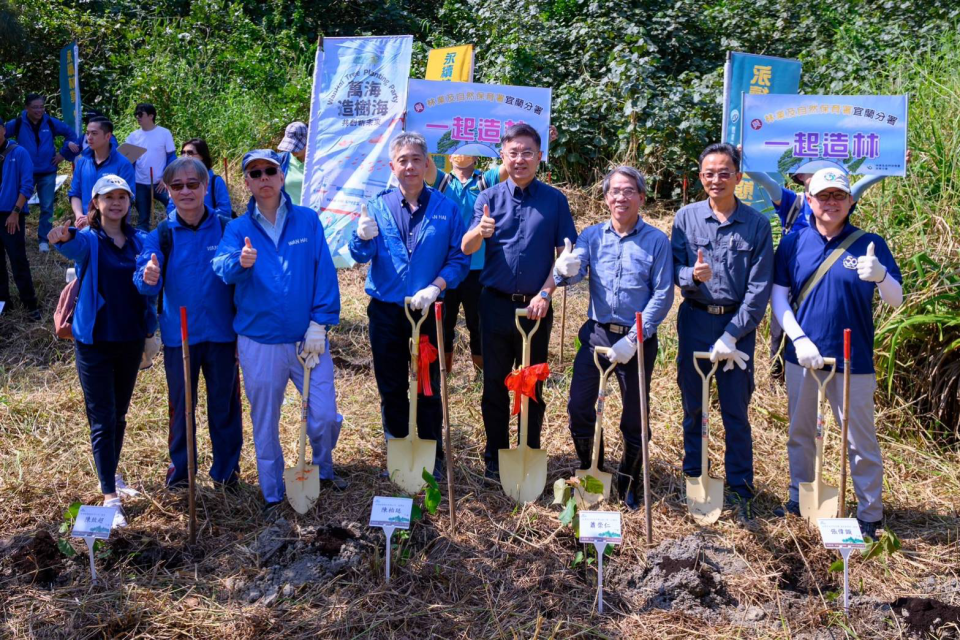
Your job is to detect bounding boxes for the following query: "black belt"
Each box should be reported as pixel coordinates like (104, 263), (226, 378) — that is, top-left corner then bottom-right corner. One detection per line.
(598, 321), (630, 335)
(687, 299), (739, 315)
(486, 288), (534, 304)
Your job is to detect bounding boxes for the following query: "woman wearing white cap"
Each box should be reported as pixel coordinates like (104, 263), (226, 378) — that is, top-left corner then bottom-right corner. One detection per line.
(48, 174), (159, 527)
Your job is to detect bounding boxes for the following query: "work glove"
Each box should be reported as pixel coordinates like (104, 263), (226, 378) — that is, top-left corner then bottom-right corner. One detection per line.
(302, 321), (326, 359)
(356, 204), (379, 241)
(793, 336), (824, 370)
(856, 241), (887, 283)
(710, 331), (750, 372)
(554, 237), (580, 278)
(297, 341), (319, 370)
(140, 334), (161, 370)
(410, 284), (441, 311)
(607, 335), (638, 364)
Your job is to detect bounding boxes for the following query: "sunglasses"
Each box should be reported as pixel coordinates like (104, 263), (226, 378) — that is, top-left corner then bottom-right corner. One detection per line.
(247, 166), (279, 179)
(168, 181), (202, 192)
(814, 191), (849, 202)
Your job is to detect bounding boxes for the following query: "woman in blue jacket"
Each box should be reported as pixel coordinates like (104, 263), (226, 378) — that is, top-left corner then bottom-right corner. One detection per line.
(48, 174), (157, 528)
(165, 138), (233, 219)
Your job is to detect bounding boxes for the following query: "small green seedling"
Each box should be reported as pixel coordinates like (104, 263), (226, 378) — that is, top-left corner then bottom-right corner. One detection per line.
(553, 475), (605, 568)
(57, 501), (82, 558)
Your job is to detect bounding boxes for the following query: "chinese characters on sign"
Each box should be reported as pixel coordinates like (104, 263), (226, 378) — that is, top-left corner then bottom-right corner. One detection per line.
(59, 42), (81, 136)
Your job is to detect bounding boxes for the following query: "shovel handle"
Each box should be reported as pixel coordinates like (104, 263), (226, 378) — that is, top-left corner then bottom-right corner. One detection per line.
(514, 309), (541, 365)
(593, 346), (618, 379)
(692, 351), (718, 382)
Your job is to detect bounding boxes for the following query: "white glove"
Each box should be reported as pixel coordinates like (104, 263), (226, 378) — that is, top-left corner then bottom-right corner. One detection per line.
(607, 335), (638, 364)
(554, 237), (580, 278)
(793, 336), (824, 370)
(140, 334), (161, 370)
(356, 204), (379, 241)
(302, 321), (326, 358)
(710, 331), (750, 372)
(856, 241), (887, 283)
(411, 284), (441, 311)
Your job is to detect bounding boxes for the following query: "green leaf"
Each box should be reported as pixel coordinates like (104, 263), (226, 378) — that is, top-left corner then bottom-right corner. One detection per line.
(422, 467), (440, 491)
(558, 497), (576, 526)
(582, 475), (605, 495)
(571, 550), (584, 568)
(829, 559), (845, 573)
(824, 590), (840, 602)
(57, 539), (77, 558)
(424, 485), (441, 515)
(552, 478), (571, 505)
(64, 501), (82, 524)
(411, 503), (423, 523)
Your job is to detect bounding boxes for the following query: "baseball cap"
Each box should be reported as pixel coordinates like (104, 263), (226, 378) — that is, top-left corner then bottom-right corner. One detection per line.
(242, 149), (282, 172)
(91, 174), (133, 198)
(807, 168), (852, 195)
(277, 121), (307, 153)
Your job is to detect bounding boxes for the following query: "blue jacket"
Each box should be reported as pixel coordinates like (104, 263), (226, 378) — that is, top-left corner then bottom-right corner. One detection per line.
(134, 207), (235, 347)
(68, 142), (136, 214)
(348, 186), (469, 305)
(54, 226), (158, 345)
(212, 192), (340, 344)
(0, 142), (34, 211)
(165, 170), (233, 219)
(4, 111), (80, 175)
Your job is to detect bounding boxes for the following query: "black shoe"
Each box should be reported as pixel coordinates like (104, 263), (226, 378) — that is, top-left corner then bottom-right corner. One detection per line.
(483, 464), (500, 484)
(572, 437), (594, 470)
(262, 500), (283, 521)
(857, 518), (882, 541)
(323, 475), (348, 491)
(432, 462), (444, 484)
(773, 499), (801, 518)
(617, 443), (643, 511)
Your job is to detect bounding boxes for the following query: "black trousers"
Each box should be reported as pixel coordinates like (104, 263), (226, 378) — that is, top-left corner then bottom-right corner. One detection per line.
(367, 298), (443, 458)
(567, 320), (658, 449)
(441, 270), (483, 355)
(478, 287), (553, 466)
(0, 212), (37, 310)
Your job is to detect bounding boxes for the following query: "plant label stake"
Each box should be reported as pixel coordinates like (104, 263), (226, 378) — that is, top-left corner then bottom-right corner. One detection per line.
(579, 510), (623, 613)
(179, 307), (197, 544)
(370, 497), (412, 583)
(71, 505), (117, 585)
(817, 517), (866, 614)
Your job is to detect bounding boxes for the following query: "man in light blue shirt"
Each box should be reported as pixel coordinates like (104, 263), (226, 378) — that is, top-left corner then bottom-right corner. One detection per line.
(554, 166), (673, 509)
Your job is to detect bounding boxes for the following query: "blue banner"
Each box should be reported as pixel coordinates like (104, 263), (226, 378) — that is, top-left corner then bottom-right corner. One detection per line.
(302, 35), (413, 268)
(59, 42), (81, 137)
(741, 94), (908, 176)
(406, 79), (551, 160)
(722, 52), (801, 217)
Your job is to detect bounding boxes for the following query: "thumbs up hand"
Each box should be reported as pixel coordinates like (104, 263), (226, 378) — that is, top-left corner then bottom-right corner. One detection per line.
(143, 253), (161, 286)
(478, 204), (495, 239)
(554, 237), (581, 278)
(693, 248), (713, 283)
(240, 236), (257, 269)
(857, 240), (887, 283)
(47, 217), (73, 245)
(356, 204), (379, 241)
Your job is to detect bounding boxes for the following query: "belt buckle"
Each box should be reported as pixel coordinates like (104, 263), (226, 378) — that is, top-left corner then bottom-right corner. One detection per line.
(707, 304), (723, 315)
(611, 324), (627, 335)
(511, 293), (528, 303)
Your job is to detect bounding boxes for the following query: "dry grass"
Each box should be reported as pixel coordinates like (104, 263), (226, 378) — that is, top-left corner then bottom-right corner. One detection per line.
(1, 188), (958, 639)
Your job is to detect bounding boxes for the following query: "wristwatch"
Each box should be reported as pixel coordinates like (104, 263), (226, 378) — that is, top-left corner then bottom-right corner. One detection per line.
(12, 206), (21, 215)
(539, 290), (552, 302)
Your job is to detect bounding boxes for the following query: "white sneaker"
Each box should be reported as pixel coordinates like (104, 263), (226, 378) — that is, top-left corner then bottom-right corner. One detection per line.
(104, 498), (128, 528)
(39, 242), (49, 253)
(115, 474), (140, 499)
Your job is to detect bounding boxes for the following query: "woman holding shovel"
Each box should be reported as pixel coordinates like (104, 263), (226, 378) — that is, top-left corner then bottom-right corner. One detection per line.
(771, 168), (903, 540)
(554, 167), (674, 509)
(49, 174), (158, 528)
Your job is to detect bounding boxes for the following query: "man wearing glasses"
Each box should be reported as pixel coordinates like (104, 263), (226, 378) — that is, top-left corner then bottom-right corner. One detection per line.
(462, 123), (577, 482)
(770, 168), (902, 540)
(671, 142), (773, 524)
(125, 103), (176, 231)
(134, 157), (242, 491)
(213, 149), (344, 517)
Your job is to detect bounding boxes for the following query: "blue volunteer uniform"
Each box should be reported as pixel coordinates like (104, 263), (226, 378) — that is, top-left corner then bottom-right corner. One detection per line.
(165, 170), (233, 219)
(469, 177), (578, 470)
(134, 207), (242, 488)
(68, 141), (136, 215)
(348, 184), (468, 459)
(0, 140), (38, 313)
(213, 192), (341, 503)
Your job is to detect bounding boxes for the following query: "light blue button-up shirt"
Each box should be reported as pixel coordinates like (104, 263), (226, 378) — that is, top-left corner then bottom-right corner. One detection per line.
(253, 199), (288, 247)
(555, 216), (674, 342)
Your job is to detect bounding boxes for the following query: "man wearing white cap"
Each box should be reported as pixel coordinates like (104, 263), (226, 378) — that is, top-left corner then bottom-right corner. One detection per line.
(277, 121), (308, 206)
(770, 167), (903, 540)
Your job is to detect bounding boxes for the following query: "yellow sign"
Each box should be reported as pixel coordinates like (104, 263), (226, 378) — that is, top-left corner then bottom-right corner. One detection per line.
(425, 45), (475, 175)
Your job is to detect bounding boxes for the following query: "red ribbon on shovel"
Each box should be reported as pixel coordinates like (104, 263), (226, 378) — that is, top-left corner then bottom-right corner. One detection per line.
(505, 363), (551, 415)
(418, 335), (437, 397)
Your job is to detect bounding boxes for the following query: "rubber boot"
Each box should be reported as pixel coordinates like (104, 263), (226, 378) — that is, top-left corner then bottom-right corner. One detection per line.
(572, 435), (605, 471)
(617, 443), (643, 511)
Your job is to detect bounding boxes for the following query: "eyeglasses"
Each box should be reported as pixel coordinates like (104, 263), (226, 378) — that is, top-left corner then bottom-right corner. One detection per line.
(168, 181), (202, 192)
(700, 171), (735, 181)
(247, 166), (280, 179)
(504, 150), (536, 161)
(608, 188), (639, 198)
(814, 191), (849, 202)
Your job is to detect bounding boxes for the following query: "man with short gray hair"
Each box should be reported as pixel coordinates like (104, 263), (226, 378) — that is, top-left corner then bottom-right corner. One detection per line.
(348, 132), (469, 481)
(554, 166), (673, 509)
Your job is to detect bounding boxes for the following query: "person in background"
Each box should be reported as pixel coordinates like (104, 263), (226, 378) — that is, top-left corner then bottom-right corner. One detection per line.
(125, 103), (175, 231)
(68, 117), (135, 227)
(48, 174), (158, 528)
(164, 138), (233, 219)
(277, 121), (307, 206)
(0, 123), (39, 320)
(4, 93), (81, 252)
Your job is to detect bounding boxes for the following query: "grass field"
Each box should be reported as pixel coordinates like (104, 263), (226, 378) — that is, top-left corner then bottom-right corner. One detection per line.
(1, 185), (958, 639)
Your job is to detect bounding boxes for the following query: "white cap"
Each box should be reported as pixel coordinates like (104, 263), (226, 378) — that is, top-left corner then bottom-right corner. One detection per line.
(91, 174), (133, 198)
(807, 168), (851, 195)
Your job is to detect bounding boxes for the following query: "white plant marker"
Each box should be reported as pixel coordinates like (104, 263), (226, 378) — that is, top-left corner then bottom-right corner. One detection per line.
(71, 505), (118, 585)
(818, 517), (866, 613)
(370, 497), (413, 583)
(579, 511), (623, 613)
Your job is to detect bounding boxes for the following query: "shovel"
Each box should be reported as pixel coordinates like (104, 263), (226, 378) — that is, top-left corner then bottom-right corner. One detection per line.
(284, 349), (321, 514)
(386, 298), (437, 494)
(575, 346), (616, 507)
(687, 352), (724, 525)
(799, 357), (839, 525)
(499, 309), (548, 503)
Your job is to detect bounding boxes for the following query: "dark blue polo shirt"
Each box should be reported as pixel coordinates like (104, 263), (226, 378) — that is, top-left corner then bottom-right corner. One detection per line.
(470, 178), (577, 296)
(94, 227), (147, 343)
(381, 185), (430, 254)
(774, 222), (901, 374)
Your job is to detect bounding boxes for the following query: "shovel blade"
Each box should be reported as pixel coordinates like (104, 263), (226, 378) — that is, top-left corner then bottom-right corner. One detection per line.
(799, 481), (840, 524)
(686, 474), (724, 525)
(499, 447), (548, 503)
(387, 436), (436, 495)
(284, 463), (320, 515)
(574, 468), (613, 508)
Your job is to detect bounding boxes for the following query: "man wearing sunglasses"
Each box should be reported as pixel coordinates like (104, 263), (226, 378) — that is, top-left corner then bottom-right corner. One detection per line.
(213, 149), (344, 518)
(770, 168), (902, 540)
(125, 104), (176, 231)
(671, 142), (774, 525)
(134, 157), (242, 491)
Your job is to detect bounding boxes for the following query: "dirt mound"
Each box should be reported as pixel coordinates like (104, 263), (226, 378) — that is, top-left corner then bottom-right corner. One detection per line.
(7, 531), (64, 585)
(893, 597), (960, 637)
(104, 532), (197, 572)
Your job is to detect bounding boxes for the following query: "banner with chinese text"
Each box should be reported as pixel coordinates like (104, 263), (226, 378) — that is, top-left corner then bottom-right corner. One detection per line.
(425, 45), (475, 174)
(406, 79), (551, 160)
(741, 94), (908, 176)
(302, 35), (412, 268)
(59, 42), (81, 137)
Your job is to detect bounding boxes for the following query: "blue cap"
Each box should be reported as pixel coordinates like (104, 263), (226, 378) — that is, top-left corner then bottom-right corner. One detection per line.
(242, 149), (282, 172)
